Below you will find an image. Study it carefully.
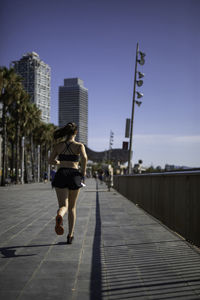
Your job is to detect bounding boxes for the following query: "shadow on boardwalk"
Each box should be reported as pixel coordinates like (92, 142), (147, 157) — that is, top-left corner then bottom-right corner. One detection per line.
(90, 181), (102, 300)
(0, 242), (66, 258)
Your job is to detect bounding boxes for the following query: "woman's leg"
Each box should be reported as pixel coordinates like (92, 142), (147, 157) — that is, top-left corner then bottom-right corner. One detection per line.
(55, 187), (69, 217)
(68, 189), (80, 237)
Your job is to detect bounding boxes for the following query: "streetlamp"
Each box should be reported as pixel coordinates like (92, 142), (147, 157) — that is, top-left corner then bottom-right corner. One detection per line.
(128, 43), (146, 174)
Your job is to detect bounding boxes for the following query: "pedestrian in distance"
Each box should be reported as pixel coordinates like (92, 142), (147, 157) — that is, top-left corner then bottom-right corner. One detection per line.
(43, 172), (48, 183)
(48, 122), (87, 244)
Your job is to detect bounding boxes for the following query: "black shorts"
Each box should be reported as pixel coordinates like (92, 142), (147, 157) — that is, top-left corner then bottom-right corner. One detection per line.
(52, 168), (82, 190)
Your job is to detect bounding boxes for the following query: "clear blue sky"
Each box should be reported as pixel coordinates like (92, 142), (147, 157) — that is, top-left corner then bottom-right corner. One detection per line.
(1, 0), (200, 168)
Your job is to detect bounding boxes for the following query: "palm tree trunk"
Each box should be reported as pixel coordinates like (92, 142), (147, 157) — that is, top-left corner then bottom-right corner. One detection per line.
(30, 135), (35, 182)
(44, 145), (47, 174)
(40, 145), (42, 182)
(5, 143), (8, 180)
(20, 137), (24, 184)
(1, 103), (7, 186)
(24, 147), (28, 183)
(15, 119), (20, 184)
(11, 141), (15, 175)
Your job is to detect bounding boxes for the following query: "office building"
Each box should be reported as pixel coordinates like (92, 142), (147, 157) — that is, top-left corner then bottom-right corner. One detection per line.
(11, 52), (51, 123)
(59, 78), (88, 145)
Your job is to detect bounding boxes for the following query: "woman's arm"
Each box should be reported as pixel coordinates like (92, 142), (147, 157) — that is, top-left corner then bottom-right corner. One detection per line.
(48, 145), (60, 165)
(79, 144), (87, 176)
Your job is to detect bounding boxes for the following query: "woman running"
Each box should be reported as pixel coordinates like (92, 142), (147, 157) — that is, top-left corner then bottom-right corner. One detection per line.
(48, 122), (87, 244)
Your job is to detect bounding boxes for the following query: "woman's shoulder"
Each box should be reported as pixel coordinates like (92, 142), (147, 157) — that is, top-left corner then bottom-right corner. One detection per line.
(73, 141), (85, 153)
(73, 141), (85, 147)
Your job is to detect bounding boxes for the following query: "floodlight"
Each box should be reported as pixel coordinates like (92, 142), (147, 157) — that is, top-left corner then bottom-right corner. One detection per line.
(138, 57), (145, 65)
(136, 80), (143, 87)
(136, 92), (143, 98)
(138, 72), (145, 78)
(139, 51), (146, 58)
(135, 101), (142, 107)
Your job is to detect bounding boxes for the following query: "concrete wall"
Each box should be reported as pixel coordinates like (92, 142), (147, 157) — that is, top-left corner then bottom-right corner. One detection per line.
(113, 172), (200, 247)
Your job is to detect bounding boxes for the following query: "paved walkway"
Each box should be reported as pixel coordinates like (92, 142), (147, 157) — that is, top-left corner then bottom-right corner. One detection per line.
(0, 179), (200, 300)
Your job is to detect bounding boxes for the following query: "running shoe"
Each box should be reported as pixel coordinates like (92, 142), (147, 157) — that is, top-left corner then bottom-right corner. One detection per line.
(55, 215), (64, 235)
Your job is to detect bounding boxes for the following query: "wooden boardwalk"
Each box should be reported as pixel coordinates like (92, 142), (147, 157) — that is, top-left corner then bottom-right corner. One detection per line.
(0, 179), (200, 300)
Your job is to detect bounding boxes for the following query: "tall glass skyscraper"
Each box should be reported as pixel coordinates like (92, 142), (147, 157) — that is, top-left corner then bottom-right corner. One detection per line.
(59, 78), (88, 145)
(11, 52), (51, 123)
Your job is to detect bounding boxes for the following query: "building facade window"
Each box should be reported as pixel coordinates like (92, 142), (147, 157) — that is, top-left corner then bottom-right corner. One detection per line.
(59, 78), (88, 145)
(11, 52), (51, 123)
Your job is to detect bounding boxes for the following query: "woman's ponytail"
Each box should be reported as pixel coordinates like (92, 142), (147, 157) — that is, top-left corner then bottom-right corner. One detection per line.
(53, 122), (77, 140)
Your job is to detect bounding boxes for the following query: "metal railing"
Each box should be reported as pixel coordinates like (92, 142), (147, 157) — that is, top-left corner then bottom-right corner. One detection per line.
(113, 171), (200, 247)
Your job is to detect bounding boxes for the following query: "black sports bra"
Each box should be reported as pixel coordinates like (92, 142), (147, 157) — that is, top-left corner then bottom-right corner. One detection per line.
(58, 142), (79, 162)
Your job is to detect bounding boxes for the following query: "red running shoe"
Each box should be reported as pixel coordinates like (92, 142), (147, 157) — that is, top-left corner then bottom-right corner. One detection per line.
(55, 215), (64, 235)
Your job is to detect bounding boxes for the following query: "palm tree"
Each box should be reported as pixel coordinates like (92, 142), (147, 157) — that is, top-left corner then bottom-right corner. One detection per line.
(0, 67), (57, 185)
(41, 123), (56, 179)
(6, 116), (16, 180)
(32, 122), (56, 181)
(20, 96), (36, 183)
(28, 104), (42, 182)
(8, 88), (32, 183)
(0, 67), (23, 186)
